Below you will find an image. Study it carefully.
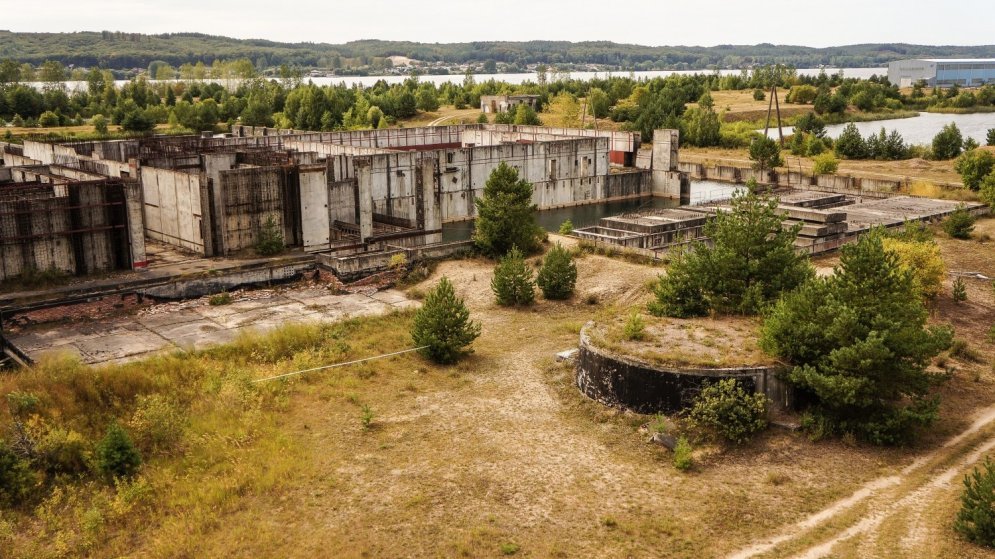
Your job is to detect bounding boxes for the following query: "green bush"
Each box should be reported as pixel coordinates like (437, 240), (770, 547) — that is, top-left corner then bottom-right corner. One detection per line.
(411, 276), (481, 364)
(955, 149), (995, 191)
(208, 291), (233, 306)
(129, 394), (188, 454)
(34, 426), (90, 478)
(748, 136), (783, 172)
(753, 88), (766, 101)
(955, 457), (995, 547)
(94, 423), (142, 480)
(687, 379), (768, 443)
(943, 206), (976, 239)
(812, 152), (839, 175)
(6, 391), (40, 417)
(536, 243), (577, 300)
(255, 215), (284, 255)
(38, 110), (60, 127)
(981, 173), (995, 209)
(881, 237), (945, 300)
(933, 122), (964, 160)
(622, 312), (646, 341)
(558, 219), (573, 235)
(806, 136), (825, 156)
(491, 246), (535, 306)
(789, 132), (807, 156)
(0, 439), (38, 507)
(92, 114), (109, 135)
(987, 128), (995, 147)
(672, 436), (693, 471)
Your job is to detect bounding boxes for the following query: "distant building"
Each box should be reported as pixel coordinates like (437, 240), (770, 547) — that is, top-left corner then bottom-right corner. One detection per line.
(888, 59), (995, 88)
(480, 94), (541, 114)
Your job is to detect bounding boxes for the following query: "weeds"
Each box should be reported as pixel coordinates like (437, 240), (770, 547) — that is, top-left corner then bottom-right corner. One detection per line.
(208, 291), (233, 306)
(360, 405), (374, 429)
(950, 339), (983, 363)
(622, 312), (646, 341)
(673, 436), (694, 471)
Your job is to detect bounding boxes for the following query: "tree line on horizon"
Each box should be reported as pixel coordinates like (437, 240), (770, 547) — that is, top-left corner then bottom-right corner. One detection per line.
(1, 30), (994, 73)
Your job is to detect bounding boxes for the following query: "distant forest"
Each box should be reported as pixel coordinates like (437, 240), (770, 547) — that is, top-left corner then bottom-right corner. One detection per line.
(1, 31), (995, 71)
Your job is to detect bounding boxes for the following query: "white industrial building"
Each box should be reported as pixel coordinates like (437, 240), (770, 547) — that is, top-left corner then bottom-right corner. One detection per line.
(888, 58), (995, 88)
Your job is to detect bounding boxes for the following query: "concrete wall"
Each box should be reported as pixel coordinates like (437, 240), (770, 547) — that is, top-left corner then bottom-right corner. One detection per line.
(490, 124), (639, 154)
(316, 239), (475, 281)
(0, 181), (136, 281)
(299, 164), (333, 252)
(2, 154), (42, 167)
(232, 124), (467, 150)
(425, 138), (611, 222)
(216, 166), (286, 254)
(575, 324), (792, 414)
(140, 166), (206, 254)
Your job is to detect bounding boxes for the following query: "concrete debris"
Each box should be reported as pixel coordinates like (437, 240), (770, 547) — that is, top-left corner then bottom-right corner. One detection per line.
(649, 432), (678, 450)
(556, 348), (579, 362)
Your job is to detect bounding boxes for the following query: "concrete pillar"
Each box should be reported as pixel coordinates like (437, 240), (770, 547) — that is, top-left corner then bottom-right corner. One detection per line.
(356, 158), (374, 242)
(652, 129), (679, 172)
(651, 129), (690, 201)
(419, 158), (439, 232)
(124, 182), (148, 268)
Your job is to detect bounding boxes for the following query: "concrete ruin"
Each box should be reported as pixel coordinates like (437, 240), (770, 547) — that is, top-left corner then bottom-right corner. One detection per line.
(0, 145), (145, 281)
(574, 190), (989, 257)
(479, 94), (541, 114)
(1, 124), (683, 284)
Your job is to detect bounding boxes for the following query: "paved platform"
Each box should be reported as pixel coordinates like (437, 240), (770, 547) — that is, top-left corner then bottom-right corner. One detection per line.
(7, 286), (416, 365)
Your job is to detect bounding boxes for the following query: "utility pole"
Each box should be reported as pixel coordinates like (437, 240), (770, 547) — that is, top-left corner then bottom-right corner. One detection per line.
(762, 84), (785, 147)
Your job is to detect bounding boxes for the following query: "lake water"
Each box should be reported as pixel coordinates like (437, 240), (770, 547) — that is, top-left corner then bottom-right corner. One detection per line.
(441, 179), (741, 241)
(33, 67), (886, 92)
(764, 111), (995, 145)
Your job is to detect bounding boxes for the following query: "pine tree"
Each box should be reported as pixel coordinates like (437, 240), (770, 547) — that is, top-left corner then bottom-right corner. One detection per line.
(956, 457), (995, 546)
(536, 243), (577, 300)
(650, 189), (812, 316)
(95, 423), (142, 480)
(411, 277), (481, 364)
(473, 162), (543, 257)
(491, 246), (536, 306)
(834, 123), (868, 159)
(761, 231), (953, 445)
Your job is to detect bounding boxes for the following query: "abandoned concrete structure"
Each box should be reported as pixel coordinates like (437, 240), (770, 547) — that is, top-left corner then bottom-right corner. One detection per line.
(0, 144), (145, 281)
(1, 124), (687, 283)
(479, 94), (541, 114)
(574, 190), (989, 257)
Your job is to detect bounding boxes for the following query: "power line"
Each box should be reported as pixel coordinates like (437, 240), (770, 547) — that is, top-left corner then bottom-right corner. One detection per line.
(251, 346), (428, 383)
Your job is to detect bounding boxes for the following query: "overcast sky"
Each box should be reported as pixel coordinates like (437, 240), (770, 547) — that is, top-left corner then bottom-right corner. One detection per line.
(1, 0), (992, 47)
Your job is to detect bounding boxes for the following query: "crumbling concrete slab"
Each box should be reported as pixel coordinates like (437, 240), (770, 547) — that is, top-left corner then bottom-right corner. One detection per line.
(7, 285), (417, 366)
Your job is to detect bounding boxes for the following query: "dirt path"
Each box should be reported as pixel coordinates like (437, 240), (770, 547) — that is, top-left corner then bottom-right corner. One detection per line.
(726, 406), (995, 559)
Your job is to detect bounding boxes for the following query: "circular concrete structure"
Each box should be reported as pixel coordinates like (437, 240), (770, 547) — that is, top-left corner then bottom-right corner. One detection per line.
(575, 322), (790, 414)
